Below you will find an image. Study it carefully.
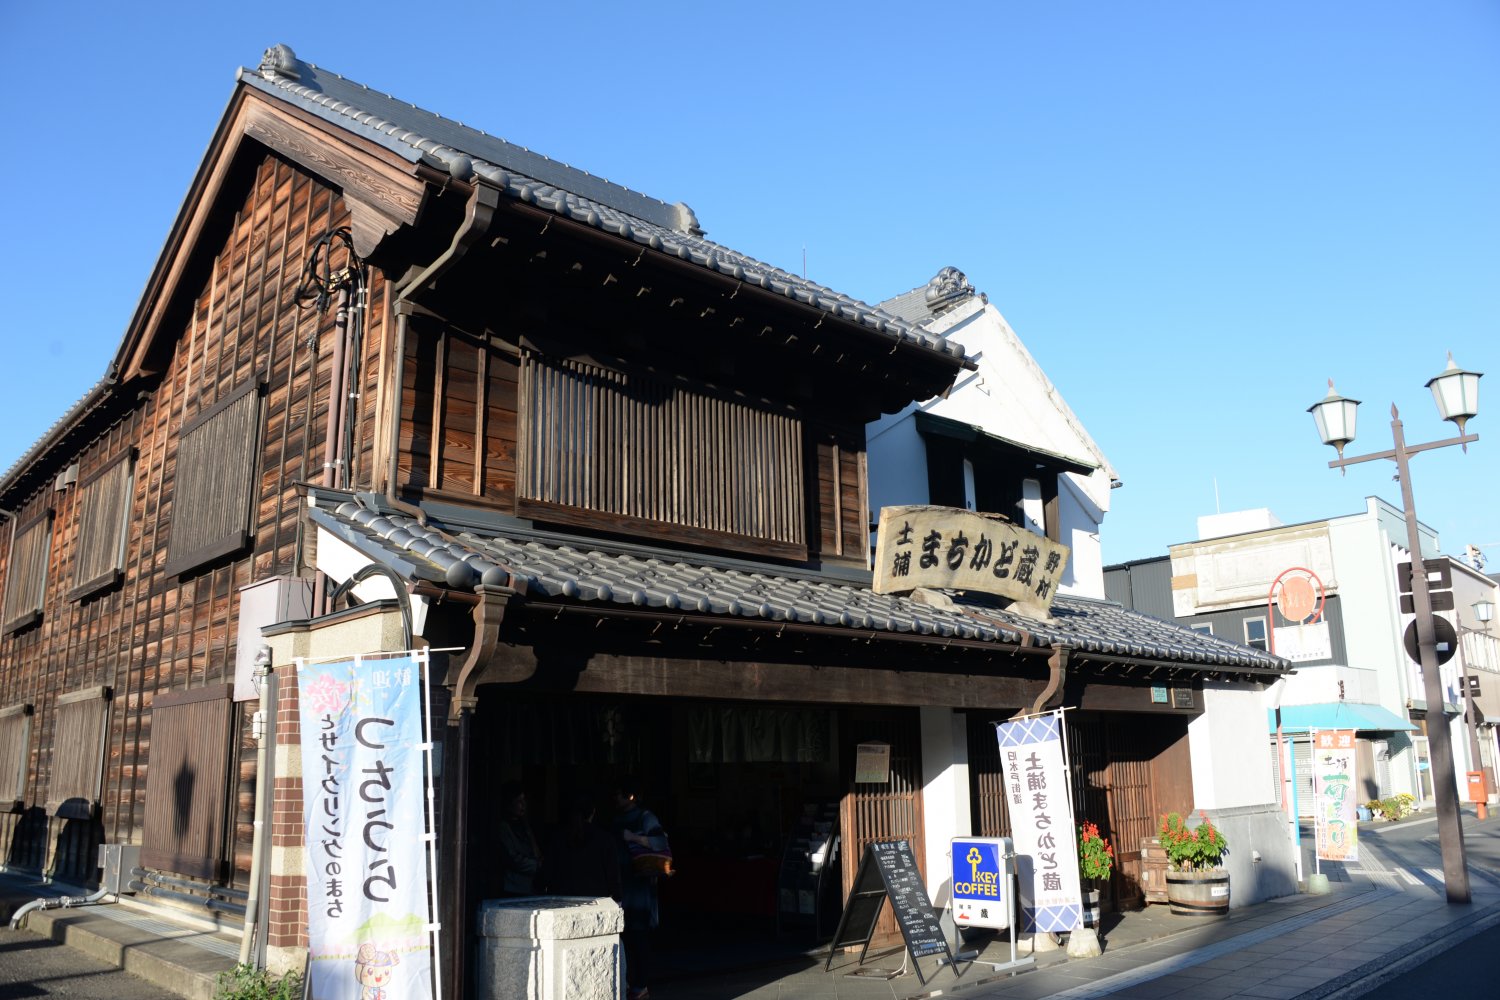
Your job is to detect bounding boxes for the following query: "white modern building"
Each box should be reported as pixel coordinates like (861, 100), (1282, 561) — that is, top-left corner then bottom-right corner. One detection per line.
(1109, 497), (1499, 819)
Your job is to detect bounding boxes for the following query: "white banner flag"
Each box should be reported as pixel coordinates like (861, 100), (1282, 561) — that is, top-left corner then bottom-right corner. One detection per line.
(994, 712), (1083, 932)
(1313, 728), (1359, 863)
(299, 654), (435, 1000)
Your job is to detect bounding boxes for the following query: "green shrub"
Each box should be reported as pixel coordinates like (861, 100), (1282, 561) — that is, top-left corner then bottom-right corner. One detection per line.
(1159, 811), (1229, 871)
(1377, 793), (1416, 820)
(214, 963), (303, 1000)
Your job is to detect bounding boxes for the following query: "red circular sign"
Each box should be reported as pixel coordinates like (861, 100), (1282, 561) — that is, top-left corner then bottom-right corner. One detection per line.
(1271, 568), (1325, 625)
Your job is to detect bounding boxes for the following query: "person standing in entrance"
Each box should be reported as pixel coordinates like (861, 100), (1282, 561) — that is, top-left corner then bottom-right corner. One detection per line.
(613, 779), (667, 1000)
(497, 781), (541, 897)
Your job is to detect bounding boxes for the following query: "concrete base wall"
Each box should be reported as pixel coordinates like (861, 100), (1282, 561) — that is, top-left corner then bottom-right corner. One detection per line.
(477, 897), (624, 1000)
(1200, 804), (1298, 908)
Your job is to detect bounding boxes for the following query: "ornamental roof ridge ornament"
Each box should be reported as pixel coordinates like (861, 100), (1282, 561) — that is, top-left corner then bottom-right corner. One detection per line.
(258, 43), (300, 82)
(924, 266), (977, 316)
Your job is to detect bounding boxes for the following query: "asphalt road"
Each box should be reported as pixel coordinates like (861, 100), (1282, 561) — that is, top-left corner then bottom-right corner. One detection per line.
(1367, 920), (1500, 998)
(0, 927), (165, 1000)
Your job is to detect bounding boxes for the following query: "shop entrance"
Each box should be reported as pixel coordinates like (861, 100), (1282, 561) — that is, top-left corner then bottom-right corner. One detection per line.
(967, 710), (1193, 912)
(467, 690), (924, 975)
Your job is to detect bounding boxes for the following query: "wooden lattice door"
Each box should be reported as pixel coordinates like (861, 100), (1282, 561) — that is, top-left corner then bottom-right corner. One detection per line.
(839, 708), (924, 946)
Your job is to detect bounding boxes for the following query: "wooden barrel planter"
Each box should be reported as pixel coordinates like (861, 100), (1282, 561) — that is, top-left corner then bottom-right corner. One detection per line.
(1165, 870), (1230, 916)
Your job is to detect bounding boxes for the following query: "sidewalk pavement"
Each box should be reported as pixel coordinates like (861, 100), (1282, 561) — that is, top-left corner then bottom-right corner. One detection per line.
(1, 809), (1497, 1000)
(663, 807), (1500, 1000)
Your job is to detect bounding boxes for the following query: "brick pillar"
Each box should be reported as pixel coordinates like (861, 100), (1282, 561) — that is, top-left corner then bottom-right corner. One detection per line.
(266, 667), (308, 975)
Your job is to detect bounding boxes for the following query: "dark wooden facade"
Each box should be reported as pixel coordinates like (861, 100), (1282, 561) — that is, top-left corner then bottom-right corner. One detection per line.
(0, 149), (377, 884)
(0, 60), (959, 921)
(0, 52), (1257, 996)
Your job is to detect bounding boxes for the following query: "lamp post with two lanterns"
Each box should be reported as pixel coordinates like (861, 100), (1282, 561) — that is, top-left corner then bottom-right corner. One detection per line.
(1308, 353), (1482, 905)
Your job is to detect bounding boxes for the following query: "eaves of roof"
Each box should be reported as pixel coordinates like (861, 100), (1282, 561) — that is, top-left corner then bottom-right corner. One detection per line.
(308, 490), (1290, 678)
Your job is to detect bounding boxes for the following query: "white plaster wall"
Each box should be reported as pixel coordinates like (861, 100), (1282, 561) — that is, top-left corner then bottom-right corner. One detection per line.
(866, 414), (930, 515)
(1059, 474), (1107, 599)
(1326, 514), (1412, 723)
(919, 707), (971, 910)
(1189, 683), (1277, 810)
(865, 297), (1116, 600)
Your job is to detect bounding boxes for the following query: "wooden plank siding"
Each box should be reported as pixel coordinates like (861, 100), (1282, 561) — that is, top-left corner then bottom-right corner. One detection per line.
(0, 152), (382, 886)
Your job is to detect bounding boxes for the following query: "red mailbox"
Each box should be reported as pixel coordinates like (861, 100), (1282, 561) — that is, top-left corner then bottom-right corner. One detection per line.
(1466, 770), (1488, 803)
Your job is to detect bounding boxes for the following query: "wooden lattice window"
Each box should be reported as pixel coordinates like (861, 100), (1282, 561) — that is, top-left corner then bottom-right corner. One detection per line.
(44, 686), (111, 820)
(140, 684), (233, 880)
(1, 510), (52, 634)
(519, 353), (806, 557)
(165, 380), (264, 577)
(69, 448), (136, 599)
(0, 702), (33, 813)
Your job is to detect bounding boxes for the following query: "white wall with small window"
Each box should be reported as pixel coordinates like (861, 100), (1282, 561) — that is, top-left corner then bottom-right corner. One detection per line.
(1243, 617), (1268, 651)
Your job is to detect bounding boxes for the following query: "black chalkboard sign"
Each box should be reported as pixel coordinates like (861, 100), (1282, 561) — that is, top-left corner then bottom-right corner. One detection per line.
(825, 839), (953, 985)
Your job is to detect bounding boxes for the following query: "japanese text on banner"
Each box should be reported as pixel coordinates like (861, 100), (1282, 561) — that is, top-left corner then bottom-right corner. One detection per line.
(994, 712), (1082, 932)
(299, 655), (434, 1000)
(1313, 728), (1358, 863)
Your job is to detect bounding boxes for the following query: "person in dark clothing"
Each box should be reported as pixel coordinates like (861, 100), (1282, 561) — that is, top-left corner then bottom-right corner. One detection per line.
(496, 781), (541, 897)
(539, 792), (622, 900)
(613, 779), (667, 1000)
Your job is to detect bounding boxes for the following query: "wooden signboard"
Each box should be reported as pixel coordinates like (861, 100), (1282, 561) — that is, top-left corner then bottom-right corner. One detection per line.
(872, 505), (1070, 614)
(825, 839), (953, 985)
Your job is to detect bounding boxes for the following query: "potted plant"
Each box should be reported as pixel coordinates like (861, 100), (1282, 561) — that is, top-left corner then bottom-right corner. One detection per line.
(1159, 811), (1230, 916)
(1078, 821), (1114, 926)
(1066, 820), (1115, 958)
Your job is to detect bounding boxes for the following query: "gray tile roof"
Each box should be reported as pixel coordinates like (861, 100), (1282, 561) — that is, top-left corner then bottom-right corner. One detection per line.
(309, 493), (1289, 675)
(243, 45), (968, 368)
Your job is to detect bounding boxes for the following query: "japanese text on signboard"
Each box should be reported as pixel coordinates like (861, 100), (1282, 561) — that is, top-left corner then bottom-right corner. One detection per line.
(872, 505), (1069, 611)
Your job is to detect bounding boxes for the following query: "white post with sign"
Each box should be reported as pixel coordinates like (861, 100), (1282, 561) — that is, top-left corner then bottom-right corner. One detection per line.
(993, 711), (1083, 935)
(949, 836), (1035, 977)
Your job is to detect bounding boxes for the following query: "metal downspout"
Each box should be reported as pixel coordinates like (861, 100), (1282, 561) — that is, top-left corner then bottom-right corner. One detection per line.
(239, 667), (275, 965)
(385, 182), (499, 518)
(313, 287), (352, 618)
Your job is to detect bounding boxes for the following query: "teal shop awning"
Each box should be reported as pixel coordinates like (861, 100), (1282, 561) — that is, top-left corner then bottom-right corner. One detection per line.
(1267, 702), (1417, 734)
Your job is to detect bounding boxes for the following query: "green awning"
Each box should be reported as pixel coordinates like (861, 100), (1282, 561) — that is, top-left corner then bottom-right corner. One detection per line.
(1267, 702), (1416, 734)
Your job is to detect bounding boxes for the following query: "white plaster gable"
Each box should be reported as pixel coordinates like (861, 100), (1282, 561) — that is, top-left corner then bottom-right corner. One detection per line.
(905, 297), (1117, 514)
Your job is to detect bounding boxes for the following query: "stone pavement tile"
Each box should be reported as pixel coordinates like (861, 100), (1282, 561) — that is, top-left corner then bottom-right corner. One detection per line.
(1172, 981), (1247, 1000)
(1191, 953), (1261, 972)
(1104, 982), (1189, 999)
(1234, 983), (1308, 1000)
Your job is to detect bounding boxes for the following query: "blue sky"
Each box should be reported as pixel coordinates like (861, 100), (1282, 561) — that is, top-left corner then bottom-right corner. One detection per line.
(2, 1), (1496, 567)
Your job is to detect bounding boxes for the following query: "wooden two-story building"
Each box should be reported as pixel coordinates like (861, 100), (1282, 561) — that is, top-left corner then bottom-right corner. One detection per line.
(0, 44), (1289, 994)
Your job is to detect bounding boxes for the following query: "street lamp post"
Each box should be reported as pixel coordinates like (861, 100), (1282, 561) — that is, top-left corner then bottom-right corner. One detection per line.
(1308, 354), (1483, 905)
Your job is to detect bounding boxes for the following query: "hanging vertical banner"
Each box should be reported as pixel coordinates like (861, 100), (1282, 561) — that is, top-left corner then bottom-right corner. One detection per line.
(994, 712), (1082, 932)
(299, 654), (435, 1000)
(1313, 728), (1358, 863)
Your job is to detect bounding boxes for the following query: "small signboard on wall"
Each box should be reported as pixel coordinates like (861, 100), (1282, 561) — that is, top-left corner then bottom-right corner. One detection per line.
(854, 742), (891, 784)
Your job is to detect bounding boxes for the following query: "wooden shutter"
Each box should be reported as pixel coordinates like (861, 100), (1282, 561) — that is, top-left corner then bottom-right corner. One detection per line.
(519, 353), (805, 556)
(44, 686), (111, 819)
(164, 380), (263, 577)
(839, 709), (924, 946)
(70, 448), (136, 599)
(1, 510), (52, 633)
(140, 684), (234, 880)
(0, 702), (33, 813)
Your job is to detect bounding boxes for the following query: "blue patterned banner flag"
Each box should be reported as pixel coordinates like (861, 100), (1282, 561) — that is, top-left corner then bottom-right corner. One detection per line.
(299, 654), (434, 1000)
(994, 712), (1083, 932)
